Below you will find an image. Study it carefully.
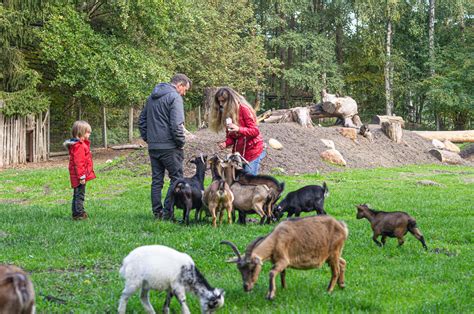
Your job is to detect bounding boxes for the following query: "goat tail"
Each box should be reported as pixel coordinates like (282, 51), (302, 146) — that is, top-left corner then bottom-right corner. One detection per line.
(407, 218), (423, 237)
(338, 220), (349, 239)
(279, 182), (285, 193)
(323, 182), (329, 198)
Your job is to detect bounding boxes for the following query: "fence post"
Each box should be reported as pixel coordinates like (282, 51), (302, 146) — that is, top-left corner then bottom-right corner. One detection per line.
(128, 106), (134, 143)
(102, 106), (107, 148)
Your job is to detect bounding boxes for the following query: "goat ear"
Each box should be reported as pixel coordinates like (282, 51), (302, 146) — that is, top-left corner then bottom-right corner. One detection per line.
(225, 257), (240, 263)
(253, 257), (263, 265)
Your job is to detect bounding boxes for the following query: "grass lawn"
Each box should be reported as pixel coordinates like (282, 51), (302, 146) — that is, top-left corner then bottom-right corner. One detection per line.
(1, 160), (473, 313)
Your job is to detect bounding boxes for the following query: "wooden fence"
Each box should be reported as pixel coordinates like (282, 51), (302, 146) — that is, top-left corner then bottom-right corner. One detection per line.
(0, 111), (49, 167)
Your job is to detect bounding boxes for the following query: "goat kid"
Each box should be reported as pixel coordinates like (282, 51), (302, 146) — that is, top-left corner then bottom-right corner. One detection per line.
(168, 155), (207, 225)
(118, 245), (224, 314)
(274, 183), (328, 220)
(202, 155), (234, 227)
(0, 265), (35, 314)
(356, 204), (427, 250)
(221, 215), (348, 300)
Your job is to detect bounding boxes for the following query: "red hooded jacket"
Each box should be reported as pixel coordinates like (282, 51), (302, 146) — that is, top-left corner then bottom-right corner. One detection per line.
(64, 139), (96, 188)
(224, 104), (264, 162)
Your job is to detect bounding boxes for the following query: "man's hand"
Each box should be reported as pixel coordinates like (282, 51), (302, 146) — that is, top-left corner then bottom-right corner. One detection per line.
(80, 179), (86, 185)
(218, 141), (227, 150)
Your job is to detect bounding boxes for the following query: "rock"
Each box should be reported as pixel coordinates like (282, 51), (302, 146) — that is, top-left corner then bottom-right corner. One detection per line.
(271, 167), (287, 175)
(338, 127), (358, 140)
(106, 159), (113, 163)
(320, 139), (335, 149)
(268, 138), (283, 150)
(417, 180), (444, 187)
(320, 149), (347, 166)
(432, 139), (445, 149)
(443, 140), (460, 153)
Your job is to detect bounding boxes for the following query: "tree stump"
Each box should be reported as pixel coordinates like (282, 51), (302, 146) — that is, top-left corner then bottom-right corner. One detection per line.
(381, 121), (403, 143)
(372, 115), (405, 128)
(429, 149), (463, 164)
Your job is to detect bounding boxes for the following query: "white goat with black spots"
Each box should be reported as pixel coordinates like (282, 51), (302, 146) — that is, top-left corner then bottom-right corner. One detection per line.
(118, 245), (224, 314)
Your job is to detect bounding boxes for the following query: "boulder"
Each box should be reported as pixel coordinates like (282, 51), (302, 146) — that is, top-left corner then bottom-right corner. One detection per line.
(443, 140), (460, 153)
(432, 139), (445, 149)
(268, 138), (283, 150)
(338, 128), (357, 140)
(320, 139), (335, 150)
(320, 149), (347, 166)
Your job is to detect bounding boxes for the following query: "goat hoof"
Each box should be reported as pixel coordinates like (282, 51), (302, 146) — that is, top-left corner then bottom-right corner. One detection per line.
(266, 293), (275, 301)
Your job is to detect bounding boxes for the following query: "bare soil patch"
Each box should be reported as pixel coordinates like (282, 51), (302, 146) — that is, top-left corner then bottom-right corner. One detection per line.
(5, 123), (472, 176)
(109, 123), (473, 177)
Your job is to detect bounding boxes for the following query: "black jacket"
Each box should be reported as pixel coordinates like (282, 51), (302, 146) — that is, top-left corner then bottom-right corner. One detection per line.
(139, 83), (185, 150)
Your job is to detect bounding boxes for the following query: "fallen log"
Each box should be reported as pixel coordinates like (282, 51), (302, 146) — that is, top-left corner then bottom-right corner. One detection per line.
(111, 144), (144, 150)
(429, 149), (464, 164)
(412, 130), (474, 143)
(372, 115), (405, 128)
(257, 110), (272, 123)
(263, 107), (313, 127)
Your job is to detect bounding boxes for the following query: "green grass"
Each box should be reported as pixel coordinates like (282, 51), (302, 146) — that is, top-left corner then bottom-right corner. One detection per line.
(1, 161), (473, 313)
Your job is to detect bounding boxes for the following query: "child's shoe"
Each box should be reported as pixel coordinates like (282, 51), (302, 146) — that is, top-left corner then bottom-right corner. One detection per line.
(73, 212), (88, 220)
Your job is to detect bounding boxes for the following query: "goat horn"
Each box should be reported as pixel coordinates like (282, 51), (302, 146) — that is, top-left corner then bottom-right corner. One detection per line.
(220, 240), (242, 260)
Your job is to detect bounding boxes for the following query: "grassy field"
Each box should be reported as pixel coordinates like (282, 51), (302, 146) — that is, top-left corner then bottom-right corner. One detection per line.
(0, 160), (473, 313)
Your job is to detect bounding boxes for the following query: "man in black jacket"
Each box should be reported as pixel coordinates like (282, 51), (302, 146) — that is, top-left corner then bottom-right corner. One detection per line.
(139, 74), (191, 219)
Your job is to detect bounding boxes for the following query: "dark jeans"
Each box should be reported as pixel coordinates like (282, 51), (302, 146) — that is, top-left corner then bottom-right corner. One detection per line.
(72, 184), (86, 217)
(149, 148), (184, 219)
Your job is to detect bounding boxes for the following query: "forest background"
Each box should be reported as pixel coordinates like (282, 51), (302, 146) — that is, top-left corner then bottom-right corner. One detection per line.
(1, 0), (472, 150)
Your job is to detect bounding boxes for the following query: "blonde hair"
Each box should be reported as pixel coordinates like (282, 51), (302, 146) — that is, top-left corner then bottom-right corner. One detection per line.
(71, 120), (92, 139)
(209, 87), (257, 133)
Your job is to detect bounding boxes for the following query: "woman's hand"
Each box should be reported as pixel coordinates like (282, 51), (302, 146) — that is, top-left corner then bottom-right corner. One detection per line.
(227, 123), (239, 132)
(80, 179), (86, 185)
(218, 141), (227, 150)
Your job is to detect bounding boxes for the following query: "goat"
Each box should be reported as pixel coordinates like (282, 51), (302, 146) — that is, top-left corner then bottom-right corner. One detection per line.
(118, 245), (224, 314)
(168, 155), (207, 225)
(202, 155), (234, 227)
(356, 204), (427, 250)
(221, 215), (348, 300)
(227, 153), (284, 223)
(274, 183), (328, 220)
(220, 158), (271, 225)
(0, 265), (35, 314)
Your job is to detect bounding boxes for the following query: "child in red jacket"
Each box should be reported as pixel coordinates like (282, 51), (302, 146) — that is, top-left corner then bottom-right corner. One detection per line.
(63, 121), (96, 220)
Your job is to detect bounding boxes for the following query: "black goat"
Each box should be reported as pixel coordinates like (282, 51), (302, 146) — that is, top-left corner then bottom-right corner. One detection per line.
(167, 155), (207, 225)
(274, 183), (328, 220)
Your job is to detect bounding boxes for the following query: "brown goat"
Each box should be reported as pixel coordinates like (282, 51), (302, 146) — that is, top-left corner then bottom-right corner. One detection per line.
(0, 265), (35, 314)
(356, 204), (427, 250)
(220, 157), (271, 224)
(221, 215), (348, 300)
(202, 155), (234, 227)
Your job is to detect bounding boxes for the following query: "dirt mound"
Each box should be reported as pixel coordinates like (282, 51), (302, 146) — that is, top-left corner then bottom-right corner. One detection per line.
(111, 123), (470, 177)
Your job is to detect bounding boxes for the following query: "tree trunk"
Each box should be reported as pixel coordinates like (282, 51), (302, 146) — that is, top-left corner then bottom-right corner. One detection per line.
(429, 0), (439, 131)
(128, 106), (134, 143)
(102, 106), (107, 148)
(335, 21), (344, 64)
(385, 15), (393, 116)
